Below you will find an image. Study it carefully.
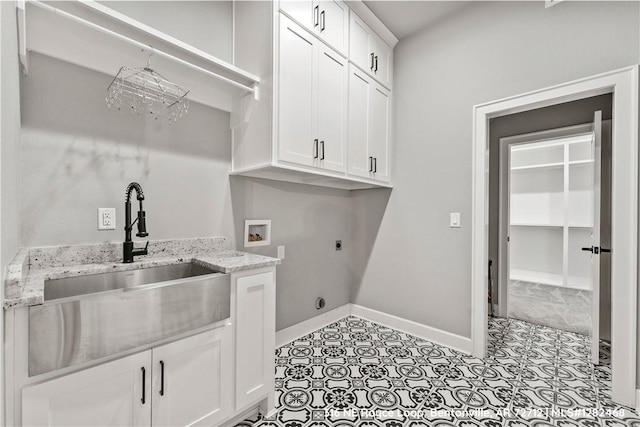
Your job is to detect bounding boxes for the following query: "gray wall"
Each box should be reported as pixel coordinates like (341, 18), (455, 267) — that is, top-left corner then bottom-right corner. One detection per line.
(1, 0), (22, 275)
(20, 54), (235, 248)
(97, 1), (233, 63)
(230, 178), (352, 330)
(352, 1), (639, 338)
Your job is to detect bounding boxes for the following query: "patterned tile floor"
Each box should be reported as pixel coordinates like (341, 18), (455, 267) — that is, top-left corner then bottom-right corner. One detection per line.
(236, 316), (639, 426)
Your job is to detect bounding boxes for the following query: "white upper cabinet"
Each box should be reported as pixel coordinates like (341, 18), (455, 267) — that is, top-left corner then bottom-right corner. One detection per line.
(348, 66), (391, 182)
(280, 0), (349, 55)
(232, 2), (396, 190)
(278, 15), (347, 173)
(349, 11), (393, 89)
(316, 45), (348, 173)
(278, 16), (318, 168)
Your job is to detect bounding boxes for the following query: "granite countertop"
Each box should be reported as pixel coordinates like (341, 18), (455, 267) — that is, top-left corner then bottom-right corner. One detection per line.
(4, 237), (281, 309)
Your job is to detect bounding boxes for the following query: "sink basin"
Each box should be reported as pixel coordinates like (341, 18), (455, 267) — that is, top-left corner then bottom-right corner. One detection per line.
(30, 262), (230, 376)
(44, 261), (218, 301)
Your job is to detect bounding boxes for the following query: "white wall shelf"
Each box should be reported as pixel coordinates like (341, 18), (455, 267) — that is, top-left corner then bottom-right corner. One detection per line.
(511, 162), (564, 171)
(510, 223), (563, 228)
(17, 0), (260, 125)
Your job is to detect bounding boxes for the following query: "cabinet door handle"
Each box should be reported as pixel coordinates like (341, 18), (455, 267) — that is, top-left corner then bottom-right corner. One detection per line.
(374, 55), (378, 73)
(320, 10), (325, 31)
(320, 140), (325, 160)
(313, 139), (319, 158)
(141, 367), (146, 404)
(369, 156), (373, 172)
(374, 157), (377, 173)
(370, 53), (375, 70)
(314, 5), (319, 27)
(159, 360), (165, 396)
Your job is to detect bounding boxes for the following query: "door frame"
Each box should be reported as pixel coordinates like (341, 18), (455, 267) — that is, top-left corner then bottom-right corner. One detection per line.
(471, 66), (638, 407)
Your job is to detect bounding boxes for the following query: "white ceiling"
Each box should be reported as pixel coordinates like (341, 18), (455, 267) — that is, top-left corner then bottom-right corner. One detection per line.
(363, 1), (474, 40)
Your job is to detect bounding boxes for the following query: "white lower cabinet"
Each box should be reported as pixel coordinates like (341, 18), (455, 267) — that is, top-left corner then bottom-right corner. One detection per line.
(234, 270), (276, 412)
(22, 351), (151, 427)
(151, 327), (233, 427)
(21, 326), (233, 427)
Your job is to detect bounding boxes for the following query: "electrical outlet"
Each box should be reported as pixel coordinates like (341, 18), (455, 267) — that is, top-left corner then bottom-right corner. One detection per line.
(277, 245), (285, 259)
(98, 208), (116, 230)
(335, 240), (342, 251)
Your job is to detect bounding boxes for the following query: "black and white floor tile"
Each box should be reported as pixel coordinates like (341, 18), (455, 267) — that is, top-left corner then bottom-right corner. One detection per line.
(236, 316), (640, 426)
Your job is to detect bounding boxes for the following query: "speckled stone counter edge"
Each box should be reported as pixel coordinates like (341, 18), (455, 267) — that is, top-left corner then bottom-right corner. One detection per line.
(4, 237), (281, 309)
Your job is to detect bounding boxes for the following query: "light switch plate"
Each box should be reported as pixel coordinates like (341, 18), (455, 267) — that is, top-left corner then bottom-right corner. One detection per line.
(450, 213), (461, 228)
(277, 245), (285, 259)
(98, 208), (116, 230)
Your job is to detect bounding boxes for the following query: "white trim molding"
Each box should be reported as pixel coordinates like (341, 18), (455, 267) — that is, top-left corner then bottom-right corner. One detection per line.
(471, 66), (638, 408)
(350, 305), (472, 354)
(276, 305), (351, 347)
(276, 304), (472, 355)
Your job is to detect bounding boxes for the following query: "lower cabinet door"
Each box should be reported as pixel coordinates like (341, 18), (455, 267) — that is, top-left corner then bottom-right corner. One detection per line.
(22, 351), (152, 427)
(151, 326), (233, 427)
(235, 270), (276, 411)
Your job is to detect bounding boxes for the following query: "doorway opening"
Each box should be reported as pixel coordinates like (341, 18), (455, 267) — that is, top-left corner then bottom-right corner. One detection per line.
(471, 67), (638, 407)
(491, 106), (611, 367)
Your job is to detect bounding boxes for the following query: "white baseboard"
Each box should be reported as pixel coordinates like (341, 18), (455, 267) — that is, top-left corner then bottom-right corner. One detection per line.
(275, 304), (351, 347)
(636, 389), (640, 415)
(275, 303), (472, 355)
(350, 304), (473, 354)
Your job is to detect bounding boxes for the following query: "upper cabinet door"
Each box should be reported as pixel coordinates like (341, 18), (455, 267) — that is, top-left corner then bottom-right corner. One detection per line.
(22, 351), (152, 427)
(347, 67), (372, 179)
(316, 0), (349, 54)
(280, 0), (347, 55)
(349, 12), (371, 72)
(371, 34), (392, 88)
(317, 45), (348, 173)
(152, 327), (233, 427)
(369, 83), (391, 182)
(278, 14), (318, 168)
(349, 11), (392, 89)
(280, 0), (314, 29)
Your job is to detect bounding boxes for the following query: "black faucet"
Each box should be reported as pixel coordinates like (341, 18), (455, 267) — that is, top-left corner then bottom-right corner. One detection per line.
(123, 182), (149, 263)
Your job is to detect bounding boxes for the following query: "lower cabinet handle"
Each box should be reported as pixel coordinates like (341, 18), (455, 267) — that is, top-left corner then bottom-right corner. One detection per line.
(159, 360), (165, 396)
(375, 55), (378, 73)
(369, 156), (373, 172)
(374, 157), (377, 173)
(313, 139), (319, 159)
(314, 5), (319, 27)
(141, 367), (146, 404)
(320, 141), (325, 160)
(320, 10), (325, 31)
(370, 53), (374, 70)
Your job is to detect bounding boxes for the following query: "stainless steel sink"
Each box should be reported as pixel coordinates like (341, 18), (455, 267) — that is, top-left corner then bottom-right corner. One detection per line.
(29, 262), (230, 376)
(44, 261), (218, 301)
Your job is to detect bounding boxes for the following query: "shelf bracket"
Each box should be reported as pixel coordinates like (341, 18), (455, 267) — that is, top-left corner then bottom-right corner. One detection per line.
(230, 84), (260, 130)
